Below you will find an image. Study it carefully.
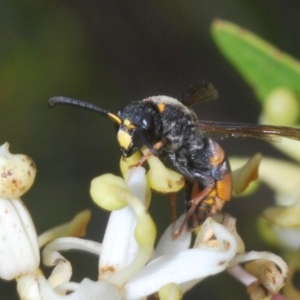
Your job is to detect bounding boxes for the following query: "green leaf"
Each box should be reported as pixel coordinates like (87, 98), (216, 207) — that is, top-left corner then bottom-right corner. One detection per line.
(211, 19), (300, 102)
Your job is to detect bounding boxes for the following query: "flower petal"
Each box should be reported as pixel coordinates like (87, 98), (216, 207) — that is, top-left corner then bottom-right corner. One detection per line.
(258, 158), (300, 205)
(99, 168), (145, 275)
(221, 214), (245, 253)
(38, 210), (91, 248)
(90, 174), (130, 210)
(0, 198), (39, 280)
(99, 167), (156, 288)
(246, 281), (273, 300)
(42, 237), (101, 267)
(231, 153), (261, 195)
(42, 237), (101, 290)
(17, 271), (42, 300)
(155, 214), (191, 257)
(99, 204), (138, 279)
(271, 225), (300, 250)
(145, 151), (185, 193)
(38, 277), (122, 300)
(124, 219), (237, 299)
(229, 251), (288, 296)
(271, 137), (300, 164)
(262, 199), (300, 227)
(245, 259), (285, 296)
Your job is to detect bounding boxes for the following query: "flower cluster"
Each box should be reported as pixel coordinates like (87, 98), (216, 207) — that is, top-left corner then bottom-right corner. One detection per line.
(229, 88), (300, 299)
(0, 142), (289, 299)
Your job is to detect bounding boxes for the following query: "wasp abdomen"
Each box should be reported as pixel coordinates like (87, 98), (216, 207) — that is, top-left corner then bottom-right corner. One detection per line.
(183, 138), (232, 230)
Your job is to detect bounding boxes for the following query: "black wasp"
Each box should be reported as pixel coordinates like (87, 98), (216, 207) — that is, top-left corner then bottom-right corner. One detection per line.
(49, 81), (300, 235)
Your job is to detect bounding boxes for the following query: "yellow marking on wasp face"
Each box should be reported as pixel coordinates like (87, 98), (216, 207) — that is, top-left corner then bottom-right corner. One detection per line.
(108, 113), (122, 125)
(117, 130), (132, 150)
(123, 119), (135, 129)
(157, 103), (166, 113)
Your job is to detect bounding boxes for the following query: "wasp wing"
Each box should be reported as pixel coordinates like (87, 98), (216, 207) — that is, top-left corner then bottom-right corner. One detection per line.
(178, 81), (218, 107)
(196, 121), (300, 142)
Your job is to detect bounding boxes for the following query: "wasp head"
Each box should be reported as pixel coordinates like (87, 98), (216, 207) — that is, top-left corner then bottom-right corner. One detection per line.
(116, 101), (163, 157)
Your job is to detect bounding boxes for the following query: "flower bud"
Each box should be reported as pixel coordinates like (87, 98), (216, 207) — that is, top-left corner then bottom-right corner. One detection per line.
(0, 143), (36, 199)
(146, 154), (184, 193)
(90, 174), (130, 211)
(262, 88), (300, 126)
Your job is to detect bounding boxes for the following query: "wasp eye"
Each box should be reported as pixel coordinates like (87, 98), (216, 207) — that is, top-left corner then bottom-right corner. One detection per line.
(141, 113), (154, 132)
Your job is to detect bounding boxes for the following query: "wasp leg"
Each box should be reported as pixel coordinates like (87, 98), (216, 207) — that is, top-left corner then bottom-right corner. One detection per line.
(168, 153), (194, 182)
(130, 139), (166, 168)
(129, 149), (152, 168)
(173, 183), (214, 239)
(168, 192), (177, 231)
(138, 129), (164, 156)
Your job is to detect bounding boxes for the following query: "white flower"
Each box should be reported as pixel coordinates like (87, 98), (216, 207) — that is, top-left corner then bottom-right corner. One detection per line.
(0, 142), (288, 299)
(0, 143), (95, 299)
(0, 143), (39, 281)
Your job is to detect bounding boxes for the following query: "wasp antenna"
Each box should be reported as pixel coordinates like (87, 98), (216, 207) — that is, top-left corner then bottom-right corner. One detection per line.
(49, 96), (110, 115)
(48, 96), (122, 124)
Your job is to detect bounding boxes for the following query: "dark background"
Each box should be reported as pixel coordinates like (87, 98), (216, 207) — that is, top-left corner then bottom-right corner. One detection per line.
(1, 1), (299, 299)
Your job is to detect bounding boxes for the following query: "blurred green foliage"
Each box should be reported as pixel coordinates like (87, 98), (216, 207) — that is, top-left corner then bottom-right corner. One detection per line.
(212, 19), (300, 102)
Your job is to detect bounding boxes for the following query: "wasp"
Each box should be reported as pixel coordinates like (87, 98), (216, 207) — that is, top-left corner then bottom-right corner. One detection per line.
(49, 81), (300, 234)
